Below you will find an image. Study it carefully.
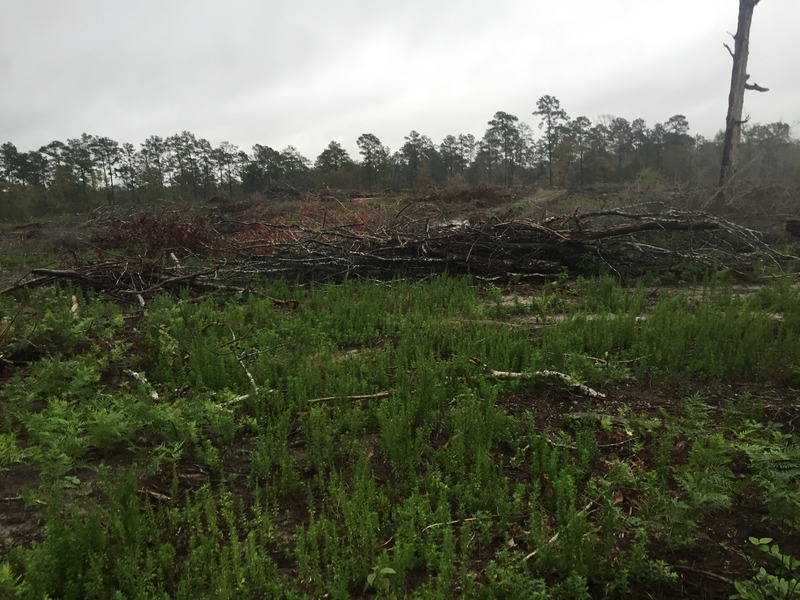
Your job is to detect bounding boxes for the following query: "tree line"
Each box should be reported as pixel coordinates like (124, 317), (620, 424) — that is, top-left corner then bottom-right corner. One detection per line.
(1, 95), (798, 220)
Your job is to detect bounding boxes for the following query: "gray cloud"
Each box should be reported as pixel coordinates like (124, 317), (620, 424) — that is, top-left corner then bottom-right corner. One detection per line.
(1, 0), (797, 160)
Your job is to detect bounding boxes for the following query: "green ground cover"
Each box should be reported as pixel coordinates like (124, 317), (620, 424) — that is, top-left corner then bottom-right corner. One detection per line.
(0, 273), (798, 598)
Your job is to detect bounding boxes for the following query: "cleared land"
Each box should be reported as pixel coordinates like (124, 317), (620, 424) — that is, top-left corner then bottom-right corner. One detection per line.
(1, 188), (799, 599)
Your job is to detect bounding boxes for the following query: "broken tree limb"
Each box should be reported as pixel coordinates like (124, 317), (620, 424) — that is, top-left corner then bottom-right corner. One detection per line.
(307, 391), (391, 403)
(723, 42), (735, 58)
(138, 267), (218, 293)
(228, 325), (258, 394)
(0, 276), (53, 295)
(744, 81), (769, 92)
(124, 369), (160, 401)
(421, 513), (499, 533)
(578, 218), (718, 240)
(470, 357), (606, 399)
(29, 268), (93, 281)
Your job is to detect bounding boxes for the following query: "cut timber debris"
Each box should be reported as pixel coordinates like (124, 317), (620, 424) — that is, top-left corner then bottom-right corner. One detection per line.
(470, 357), (606, 398)
(1, 206), (795, 300)
(307, 391), (391, 403)
(223, 205), (795, 282)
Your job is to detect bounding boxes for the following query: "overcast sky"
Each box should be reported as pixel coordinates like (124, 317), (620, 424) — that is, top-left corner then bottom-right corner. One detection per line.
(1, 0), (798, 160)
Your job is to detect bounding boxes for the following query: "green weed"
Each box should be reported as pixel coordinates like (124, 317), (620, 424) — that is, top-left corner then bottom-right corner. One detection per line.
(1, 273), (799, 598)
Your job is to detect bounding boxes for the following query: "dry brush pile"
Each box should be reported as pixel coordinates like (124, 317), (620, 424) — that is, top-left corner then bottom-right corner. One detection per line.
(227, 204), (783, 281)
(2, 201), (796, 302)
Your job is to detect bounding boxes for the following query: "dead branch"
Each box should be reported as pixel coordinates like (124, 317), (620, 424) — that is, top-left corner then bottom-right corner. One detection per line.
(307, 391), (391, 403)
(228, 325), (258, 394)
(671, 564), (734, 585)
(0, 276), (54, 295)
(470, 357), (606, 399)
(124, 369), (160, 401)
(744, 81), (769, 92)
(525, 532), (560, 561)
(421, 513), (499, 533)
(578, 218), (718, 240)
(723, 42), (735, 58)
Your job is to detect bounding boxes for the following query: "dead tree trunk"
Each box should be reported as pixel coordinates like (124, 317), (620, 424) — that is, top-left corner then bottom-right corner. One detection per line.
(717, 0), (769, 198)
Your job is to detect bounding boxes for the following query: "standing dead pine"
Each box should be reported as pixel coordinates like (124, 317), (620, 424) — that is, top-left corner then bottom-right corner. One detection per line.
(716, 0), (769, 206)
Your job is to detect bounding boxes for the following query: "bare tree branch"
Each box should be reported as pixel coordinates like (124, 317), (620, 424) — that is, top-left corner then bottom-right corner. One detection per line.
(470, 357), (606, 398)
(723, 42), (735, 58)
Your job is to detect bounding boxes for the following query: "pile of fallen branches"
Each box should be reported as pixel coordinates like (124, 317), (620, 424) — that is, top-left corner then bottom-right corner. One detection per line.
(0, 255), (232, 304)
(1, 206), (795, 301)
(90, 211), (222, 256)
(225, 205), (792, 282)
